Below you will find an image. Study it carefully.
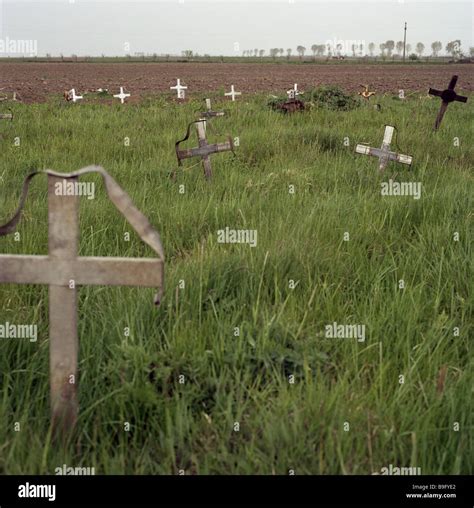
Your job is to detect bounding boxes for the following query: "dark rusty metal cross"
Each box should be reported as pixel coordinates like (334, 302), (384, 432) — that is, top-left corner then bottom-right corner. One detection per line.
(355, 125), (413, 171)
(428, 75), (468, 130)
(176, 120), (234, 180)
(0, 166), (165, 436)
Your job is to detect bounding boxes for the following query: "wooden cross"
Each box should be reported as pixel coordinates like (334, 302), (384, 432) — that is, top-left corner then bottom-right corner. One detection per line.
(0, 109), (13, 138)
(200, 98), (225, 119)
(113, 86), (130, 104)
(170, 79), (187, 99)
(0, 166), (165, 435)
(64, 88), (83, 103)
(0, 111), (13, 121)
(287, 83), (301, 99)
(358, 84), (375, 100)
(428, 75), (468, 130)
(355, 125), (413, 171)
(176, 120), (234, 180)
(225, 85), (241, 101)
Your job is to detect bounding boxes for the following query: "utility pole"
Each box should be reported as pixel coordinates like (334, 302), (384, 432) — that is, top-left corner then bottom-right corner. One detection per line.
(403, 22), (407, 62)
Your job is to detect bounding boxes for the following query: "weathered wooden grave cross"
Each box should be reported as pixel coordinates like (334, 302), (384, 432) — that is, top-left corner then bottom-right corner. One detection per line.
(0, 109), (13, 138)
(287, 83), (301, 99)
(355, 125), (413, 171)
(0, 111), (13, 121)
(428, 75), (468, 130)
(0, 166), (165, 435)
(64, 88), (83, 103)
(200, 98), (225, 119)
(176, 120), (234, 180)
(170, 79), (187, 99)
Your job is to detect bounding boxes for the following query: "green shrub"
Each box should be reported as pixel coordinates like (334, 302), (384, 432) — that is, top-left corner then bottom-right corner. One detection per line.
(308, 85), (359, 111)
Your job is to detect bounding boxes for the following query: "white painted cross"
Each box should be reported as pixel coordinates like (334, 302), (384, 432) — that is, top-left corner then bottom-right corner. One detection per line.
(113, 87), (130, 104)
(287, 83), (301, 99)
(225, 85), (241, 101)
(67, 89), (83, 103)
(170, 79), (188, 99)
(355, 125), (413, 171)
(0, 166), (165, 435)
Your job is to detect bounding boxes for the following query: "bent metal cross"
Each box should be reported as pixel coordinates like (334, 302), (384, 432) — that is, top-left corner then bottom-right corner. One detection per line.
(0, 166), (165, 435)
(176, 119), (234, 180)
(428, 75), (468, 130)
(355, 125), (413, 171)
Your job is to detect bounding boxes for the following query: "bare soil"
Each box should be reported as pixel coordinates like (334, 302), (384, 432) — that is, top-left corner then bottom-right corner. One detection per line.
(0, 62), (472, 103)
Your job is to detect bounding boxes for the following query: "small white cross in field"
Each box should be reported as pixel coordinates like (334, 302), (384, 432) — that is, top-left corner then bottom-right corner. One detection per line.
(113, 87), (131, 104)
(67, 89), (83, 103)
(287, 83), (301, 99)
(170, 79), (187, 99)
(355, 125), (413, 171)
(225, 85), (241, 101)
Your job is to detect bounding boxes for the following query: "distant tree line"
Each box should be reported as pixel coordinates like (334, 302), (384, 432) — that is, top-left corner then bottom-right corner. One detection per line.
(241, 40), (471, 60)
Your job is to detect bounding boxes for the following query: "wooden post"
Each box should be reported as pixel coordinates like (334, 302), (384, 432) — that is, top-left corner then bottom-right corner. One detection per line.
(48, 176), (79, 433)
(196, 121), (212, 179)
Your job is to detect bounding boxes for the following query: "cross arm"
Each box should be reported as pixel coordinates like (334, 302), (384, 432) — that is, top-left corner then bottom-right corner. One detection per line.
(355, 146), (412, 165)
(201, 111), (225, 118)
(177, 140), (233, 160)
(428, 88), (443, 98)
(0, 255), (164, 287)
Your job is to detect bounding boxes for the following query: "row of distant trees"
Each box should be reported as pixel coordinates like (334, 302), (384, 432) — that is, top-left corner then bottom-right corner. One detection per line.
(242, 41), (473, 59)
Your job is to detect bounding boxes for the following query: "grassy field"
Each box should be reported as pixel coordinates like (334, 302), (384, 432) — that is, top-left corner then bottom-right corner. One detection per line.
(0, 90), (472, 475)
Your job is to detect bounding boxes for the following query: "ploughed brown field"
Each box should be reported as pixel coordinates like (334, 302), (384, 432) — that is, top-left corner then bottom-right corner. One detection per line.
(0, 62), (473, 103)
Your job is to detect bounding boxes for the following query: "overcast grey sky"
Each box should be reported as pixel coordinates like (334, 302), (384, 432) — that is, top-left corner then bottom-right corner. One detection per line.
(0, 0), (472, 57)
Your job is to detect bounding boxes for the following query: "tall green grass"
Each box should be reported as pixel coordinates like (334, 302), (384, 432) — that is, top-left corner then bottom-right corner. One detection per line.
(0, 92), (472, 474)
